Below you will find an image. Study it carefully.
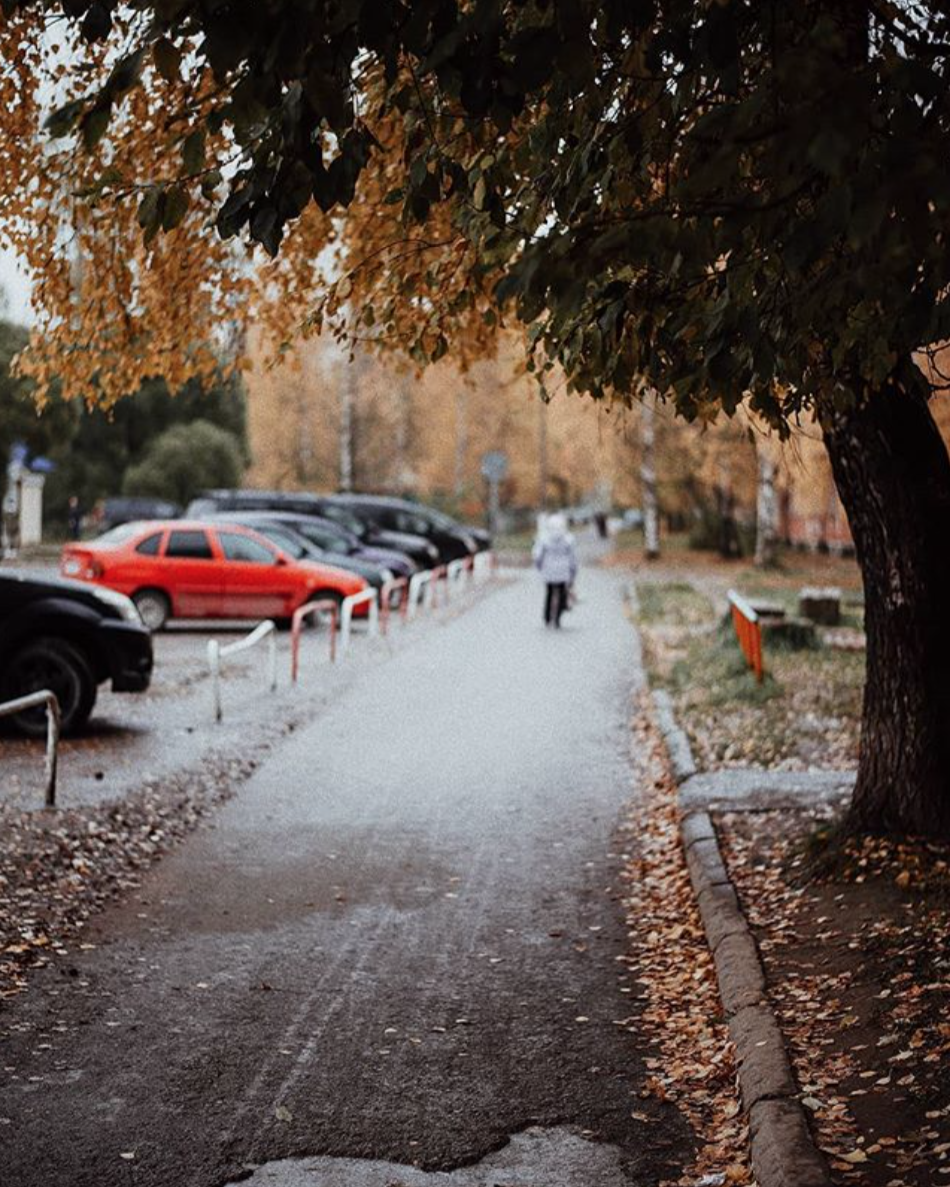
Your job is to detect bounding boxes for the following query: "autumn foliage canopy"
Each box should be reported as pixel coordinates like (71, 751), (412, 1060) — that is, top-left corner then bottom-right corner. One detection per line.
(4, 2), (950, 420)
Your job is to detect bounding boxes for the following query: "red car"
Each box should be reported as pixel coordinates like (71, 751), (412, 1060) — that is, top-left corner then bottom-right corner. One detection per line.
(60, 520), (368, 631)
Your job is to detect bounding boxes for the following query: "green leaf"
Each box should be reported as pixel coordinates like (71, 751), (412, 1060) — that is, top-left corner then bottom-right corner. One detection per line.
(45, 99), (85, 139)
(161, 185), (189, 231)
(137, 186), (164, 244)
(251, 203), (282, 256)
(473, 176), (487, 211)
(152, 38), (182, 83)
(81, 105), (111, 151)
(181, 129), (206, 177)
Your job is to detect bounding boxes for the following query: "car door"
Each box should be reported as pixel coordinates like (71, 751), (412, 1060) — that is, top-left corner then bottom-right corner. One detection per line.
(215, 529), (295, 619)
(160, 528), (223, 617)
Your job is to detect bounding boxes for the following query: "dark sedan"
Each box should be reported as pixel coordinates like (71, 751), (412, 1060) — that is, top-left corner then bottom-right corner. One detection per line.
(0, 570), (153, 736)
(241, 511), (417, 580)
(322, 494), (481, 564)
(185, 490), (439, 569)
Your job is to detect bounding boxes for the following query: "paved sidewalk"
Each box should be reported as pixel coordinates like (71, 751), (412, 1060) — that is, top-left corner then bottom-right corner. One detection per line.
(0, 563), (687, 1186)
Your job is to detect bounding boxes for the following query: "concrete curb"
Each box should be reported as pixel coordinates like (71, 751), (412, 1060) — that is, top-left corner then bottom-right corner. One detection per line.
(647, 691), (833, 1187)
(651, 689), (698, 784)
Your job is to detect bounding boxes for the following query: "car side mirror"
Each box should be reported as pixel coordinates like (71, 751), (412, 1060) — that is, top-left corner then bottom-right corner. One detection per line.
(275, 555), (288, 566)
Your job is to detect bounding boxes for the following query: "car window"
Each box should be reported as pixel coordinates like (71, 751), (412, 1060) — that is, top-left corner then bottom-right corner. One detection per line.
(218, 531), (277, 564)
(165, 529), (213, 559)
(134, 531), (163, 556)
(257, 527), (306, 558)
(294, 524), (334, 550)
(395, 510), (430, 535)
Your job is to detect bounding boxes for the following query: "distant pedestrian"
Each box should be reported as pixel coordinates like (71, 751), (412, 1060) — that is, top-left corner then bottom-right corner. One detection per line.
(67, 495), (82, 540)
(532, 512), (578, 628)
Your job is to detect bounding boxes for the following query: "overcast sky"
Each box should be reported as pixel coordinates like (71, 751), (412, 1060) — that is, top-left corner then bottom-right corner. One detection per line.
(0, 245), (33, 325)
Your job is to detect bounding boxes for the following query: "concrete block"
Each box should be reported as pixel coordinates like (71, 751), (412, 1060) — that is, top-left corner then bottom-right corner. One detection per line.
(798, 587), (841, 626)
(729, 1004), (797, 1107)
(750, 1098), (833, 1187)
(714, 931), (767, 1015)
(680, 810), (716, 851)
(685, 837), (731, 897)
(697, 881), (747, 952)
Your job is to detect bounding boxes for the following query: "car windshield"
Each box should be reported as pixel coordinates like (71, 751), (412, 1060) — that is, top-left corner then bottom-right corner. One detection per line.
(322, 506), (366, 539)
(94, 522), (142, 546)
(254, 525), (307, 558)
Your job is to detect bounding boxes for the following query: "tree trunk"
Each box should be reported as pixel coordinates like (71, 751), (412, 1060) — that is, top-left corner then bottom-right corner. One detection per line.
(754, 454), (778, 567)
(640, 396), (660, 559)
(823, 365), (950, 837)
(339, 358), (355, 492)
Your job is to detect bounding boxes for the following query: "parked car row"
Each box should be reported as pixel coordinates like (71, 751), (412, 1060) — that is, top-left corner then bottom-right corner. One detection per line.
(0, 492), (489, 736)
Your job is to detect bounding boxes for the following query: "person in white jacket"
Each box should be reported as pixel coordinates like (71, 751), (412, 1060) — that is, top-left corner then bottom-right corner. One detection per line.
(532, 513), (578, 628)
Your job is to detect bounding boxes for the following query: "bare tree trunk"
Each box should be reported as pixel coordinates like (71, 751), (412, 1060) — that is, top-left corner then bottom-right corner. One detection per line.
(754, 453), (778, 567)
(640, 396), (660, 559)
(454, 384), (468, 499)
(339, 357), (354, 492)
(538, 397), (549, 510)
(823, 361), (950, 837)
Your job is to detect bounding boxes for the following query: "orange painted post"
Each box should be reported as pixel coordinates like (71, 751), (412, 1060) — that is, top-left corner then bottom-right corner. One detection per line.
(291, 599), (339, 681)
(727, 590), (764, 683)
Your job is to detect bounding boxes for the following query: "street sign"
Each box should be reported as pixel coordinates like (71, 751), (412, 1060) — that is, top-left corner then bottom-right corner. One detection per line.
(480, 450), (509, 482)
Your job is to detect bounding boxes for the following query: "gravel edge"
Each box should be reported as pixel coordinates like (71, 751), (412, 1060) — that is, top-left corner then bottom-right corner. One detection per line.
(650, 690), (833, 1187)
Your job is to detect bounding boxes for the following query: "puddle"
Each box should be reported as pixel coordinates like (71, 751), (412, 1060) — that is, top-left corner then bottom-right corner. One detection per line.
(228, 1126), (632, 1185)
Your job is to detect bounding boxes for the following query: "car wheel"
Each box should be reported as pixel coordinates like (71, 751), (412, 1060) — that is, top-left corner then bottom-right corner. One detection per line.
(132, 588), (170, 632)
(3, 637), (97, 737)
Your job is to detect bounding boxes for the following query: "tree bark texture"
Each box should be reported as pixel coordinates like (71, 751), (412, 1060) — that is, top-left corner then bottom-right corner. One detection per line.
(823, 368), (950, 836)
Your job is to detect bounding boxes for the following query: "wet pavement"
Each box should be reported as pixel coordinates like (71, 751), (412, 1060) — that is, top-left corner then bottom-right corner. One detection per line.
(0, 558), (689, 1186)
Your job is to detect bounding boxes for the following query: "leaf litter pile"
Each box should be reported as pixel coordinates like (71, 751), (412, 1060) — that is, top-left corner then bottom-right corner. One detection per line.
(620, 699), (752, 1186)
(718, 809), (950, 1186)
(0, 753), (258, 997)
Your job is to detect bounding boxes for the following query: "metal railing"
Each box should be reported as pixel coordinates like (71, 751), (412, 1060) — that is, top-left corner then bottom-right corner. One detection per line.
(339, 588), (379, 654)
(208, 620), (278, 722)
(445, 558), (468, 598)
(473, 550), (495, 581)
(380, 577), (409, 635)
(406, 570), (431, 620)
(0, 689), (60, 808)
(291, 599), (340, 681)
(727, 589), (764, 683)
(427, 564), (447, 609)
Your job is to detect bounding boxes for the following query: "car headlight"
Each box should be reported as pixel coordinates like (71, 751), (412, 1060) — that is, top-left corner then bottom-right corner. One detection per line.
(426, 543), (439, 561)
(94, 587), (141, 624)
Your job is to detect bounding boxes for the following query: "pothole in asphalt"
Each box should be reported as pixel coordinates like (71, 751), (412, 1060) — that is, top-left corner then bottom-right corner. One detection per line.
(228, 1126), (632, 1185)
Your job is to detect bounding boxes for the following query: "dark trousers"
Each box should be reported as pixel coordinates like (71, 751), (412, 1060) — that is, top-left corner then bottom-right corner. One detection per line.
(544, 582), (568, 627)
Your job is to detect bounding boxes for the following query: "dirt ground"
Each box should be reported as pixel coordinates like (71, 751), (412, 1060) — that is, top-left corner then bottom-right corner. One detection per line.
(611, 544), (950, 1185)
(719, 810), (950, 1187)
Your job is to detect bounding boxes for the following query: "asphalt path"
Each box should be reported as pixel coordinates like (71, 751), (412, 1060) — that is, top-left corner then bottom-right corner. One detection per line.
(0, 558), (689, 1186)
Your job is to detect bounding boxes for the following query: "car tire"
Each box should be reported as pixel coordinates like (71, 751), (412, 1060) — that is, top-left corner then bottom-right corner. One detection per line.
(3, 637), (97, 737)
(132, 588), (171, 632)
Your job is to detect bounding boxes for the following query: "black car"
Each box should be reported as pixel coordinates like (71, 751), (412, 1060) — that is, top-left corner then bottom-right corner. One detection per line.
(0, 571), (153, 736)
(101, 496), (180, 532)
(322, 495), (481, 564)
(186, 490), (440, 569)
